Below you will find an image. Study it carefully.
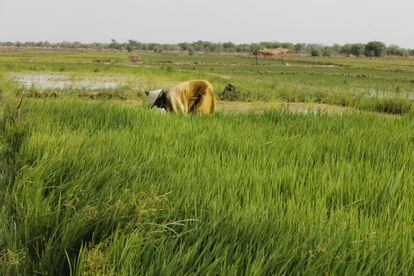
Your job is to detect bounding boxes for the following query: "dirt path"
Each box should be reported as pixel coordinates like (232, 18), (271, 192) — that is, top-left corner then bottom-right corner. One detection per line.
(216, 101), (354, 114)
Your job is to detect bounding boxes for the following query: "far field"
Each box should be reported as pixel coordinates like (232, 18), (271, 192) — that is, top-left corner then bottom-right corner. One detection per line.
(1, 50), (414, 275)
(2, 50), (414, 113)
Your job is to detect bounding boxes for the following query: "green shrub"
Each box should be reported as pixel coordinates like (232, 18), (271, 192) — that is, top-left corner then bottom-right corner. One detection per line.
(311, 48), (322, 57)
(322, 47), (333, 57)
(350, 43), (365, 56)
(365, 41), (387, 57)
(387, 45), (409, 57)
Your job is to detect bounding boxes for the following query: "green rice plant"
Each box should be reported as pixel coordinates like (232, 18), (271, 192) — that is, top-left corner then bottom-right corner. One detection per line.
(2, 51), (414, 274)
(358, 97), (413, 114)
(1, 96), (414, 274)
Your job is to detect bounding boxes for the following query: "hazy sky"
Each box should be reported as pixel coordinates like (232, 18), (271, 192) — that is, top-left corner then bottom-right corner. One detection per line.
(1, 0), (413, 47)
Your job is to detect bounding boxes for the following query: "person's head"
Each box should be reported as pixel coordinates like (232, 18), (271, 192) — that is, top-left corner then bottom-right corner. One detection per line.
(145, 89), (168, 109)
(224, 84), (236, 91)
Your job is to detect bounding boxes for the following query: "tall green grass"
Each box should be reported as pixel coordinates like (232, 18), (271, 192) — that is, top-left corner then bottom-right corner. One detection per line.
(1, 97), (414, 274)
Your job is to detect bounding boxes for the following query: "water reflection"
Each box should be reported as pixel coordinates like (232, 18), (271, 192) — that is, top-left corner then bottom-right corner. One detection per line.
(11, 73), (121, 90)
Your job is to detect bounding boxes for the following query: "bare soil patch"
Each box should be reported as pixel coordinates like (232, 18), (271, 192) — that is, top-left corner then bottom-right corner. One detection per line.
(217, 101), (353, 114)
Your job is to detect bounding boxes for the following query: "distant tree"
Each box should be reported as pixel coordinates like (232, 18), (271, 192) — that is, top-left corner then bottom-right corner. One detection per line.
(72, 41), (82, 49)
(109, 39), (122, 50)
(387, 45), (409, 57)
(259, 42), (279, 49)
(294, 43), (306, 53)
(331, 44), (341, 55)
(235, 44), (250, 53)
(311, 47), (322, 57)
(281, 42), (295, 50)
(202, 41), (213, 53)
(210, 43), (223, 53)
(126, 40), (140, 51)
(387, 44), (398, 55)
(307, 44), (323, 57)
(90, 42), (106, 50)
(178, 42), (190, 51)
(322, 46), (333, 57)
(148, 43), (160, 51)
(192, 41), (207, 52)
(340, 44), (352, 56)
(399, 49), (409, 57)
(365, 41), (386, 57)
(249, 43), (264, 53)
(4, 39), (413, 57)
(153, 45), (163, 53)
(222, 42), (236, 52)
(350, 44), (365, 57)
(22, 41), (34, 47)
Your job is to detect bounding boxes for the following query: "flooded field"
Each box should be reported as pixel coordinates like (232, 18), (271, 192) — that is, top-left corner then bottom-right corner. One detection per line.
(10, 73), (123, 90)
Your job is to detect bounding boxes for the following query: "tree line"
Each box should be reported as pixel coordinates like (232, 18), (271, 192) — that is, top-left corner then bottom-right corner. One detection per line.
(1, 40), (413, 57)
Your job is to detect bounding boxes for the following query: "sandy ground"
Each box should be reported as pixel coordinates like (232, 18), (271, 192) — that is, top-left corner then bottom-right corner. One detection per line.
(216, 101), (353, 114)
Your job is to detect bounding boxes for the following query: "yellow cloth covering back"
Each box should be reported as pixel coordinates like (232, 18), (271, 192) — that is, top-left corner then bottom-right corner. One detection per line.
(166, 80), (216, 114)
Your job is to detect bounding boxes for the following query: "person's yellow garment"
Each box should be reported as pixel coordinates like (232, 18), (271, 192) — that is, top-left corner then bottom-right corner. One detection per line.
(166, 80), (216, 114)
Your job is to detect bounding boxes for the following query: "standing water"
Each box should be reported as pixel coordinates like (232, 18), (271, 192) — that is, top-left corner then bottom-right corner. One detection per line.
(10, 73), (122, 90)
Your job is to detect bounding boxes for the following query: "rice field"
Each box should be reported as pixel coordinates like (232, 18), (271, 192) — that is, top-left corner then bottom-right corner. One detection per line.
(1, 50), (414, 275)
